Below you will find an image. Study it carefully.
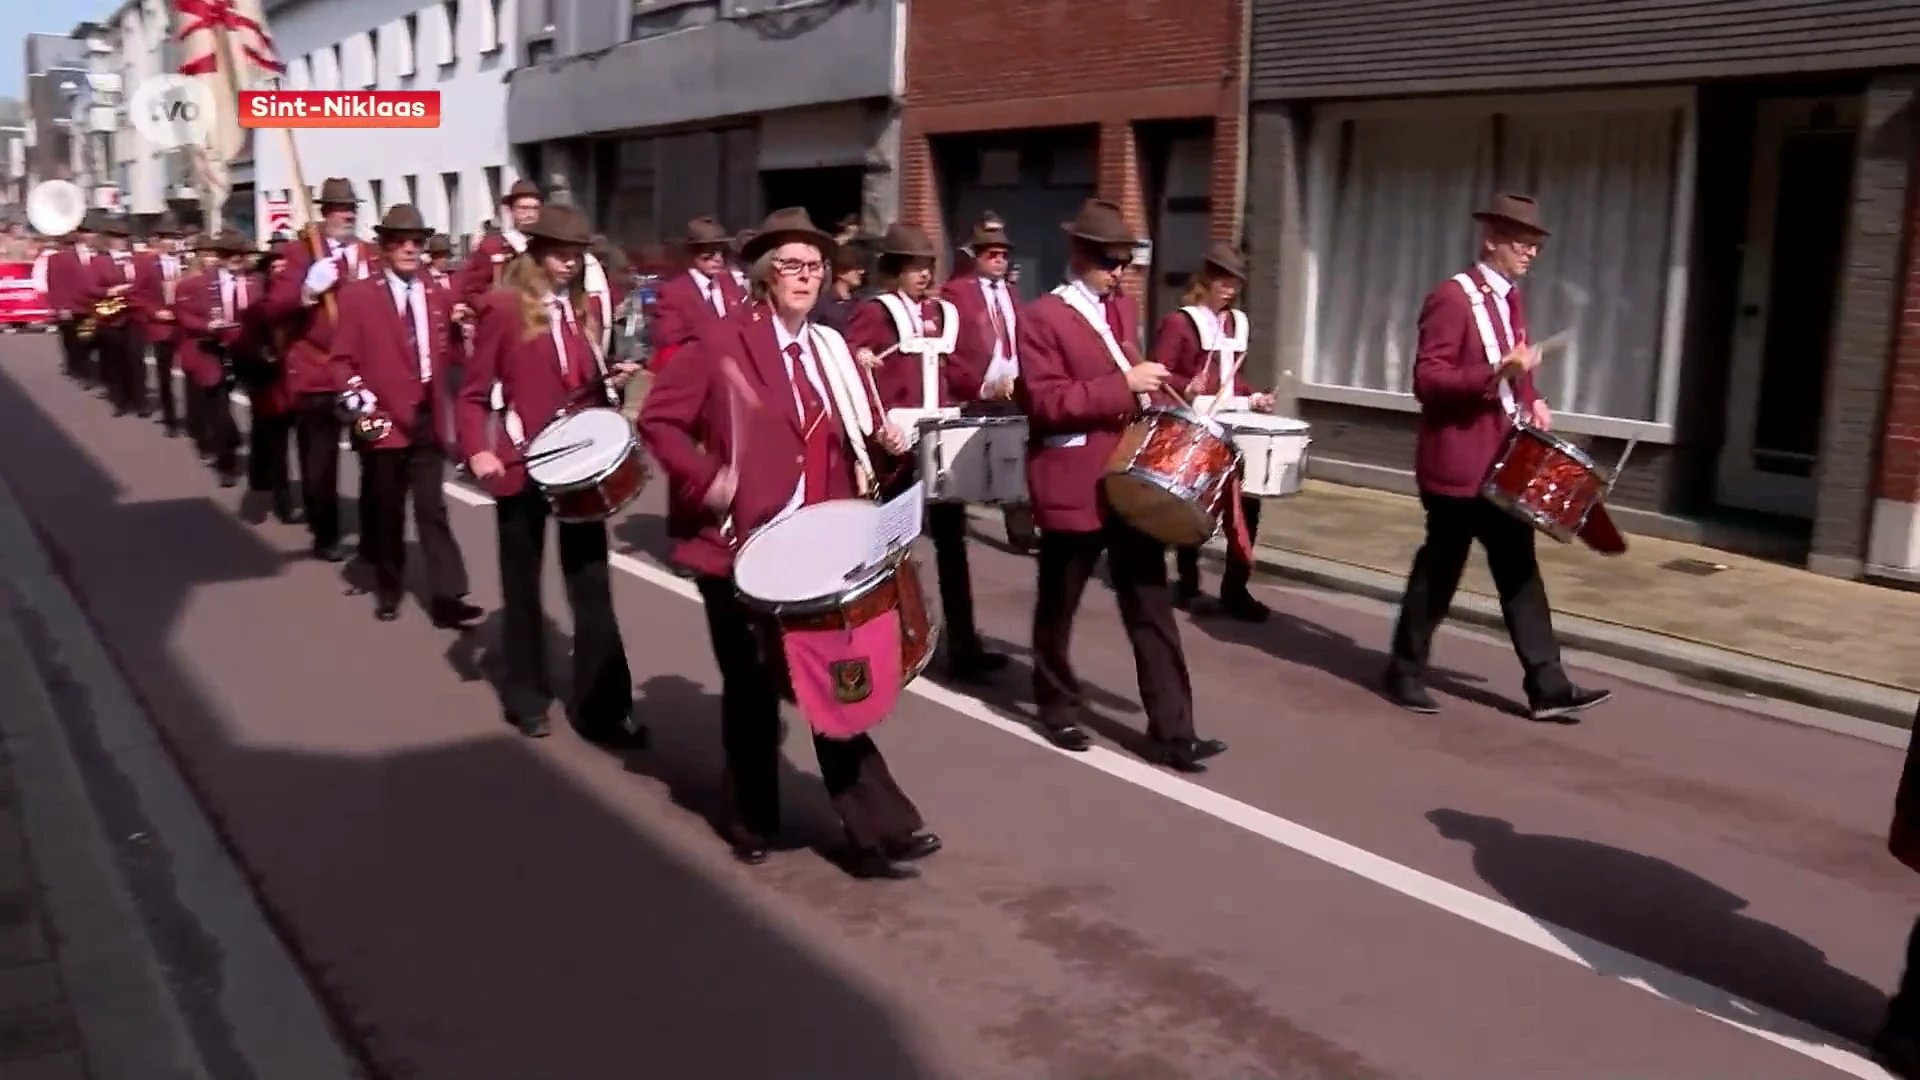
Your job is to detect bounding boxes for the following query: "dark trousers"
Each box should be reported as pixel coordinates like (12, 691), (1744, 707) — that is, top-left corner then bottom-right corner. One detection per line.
(100, 325), (143, 413)
(494, 490), (632, 729)
(1032, 514), (1195, 740)
(151, 341), (180, 430)
(248, 410), (294, 494)
(358, 403), (467, 605)
(695, 576), (924, 849)
(59, 320), (94, 383)
(1387, 492), (1571, 701)
(294, 394), (342, 547)
(1175, 495), (1264, 596)
(193, 382), (240, 478)
(926, 501), (986, 656)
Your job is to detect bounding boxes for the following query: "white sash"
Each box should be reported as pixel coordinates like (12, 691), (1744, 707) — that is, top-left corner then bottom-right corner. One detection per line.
(583, 253), (611, 358)
(1053, 283), (1146, 409)
(1451, 273), (1518, 419)
(1182, 305), (1249, 408)
(876, 292), (958, 411)
(807, 323), (879, 494)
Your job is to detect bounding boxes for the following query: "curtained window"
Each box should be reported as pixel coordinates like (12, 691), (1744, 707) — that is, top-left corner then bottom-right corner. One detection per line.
(1301, 91), (1693, 426)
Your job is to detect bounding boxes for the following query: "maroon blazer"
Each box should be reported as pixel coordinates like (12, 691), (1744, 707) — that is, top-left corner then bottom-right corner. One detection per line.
(638, 303), (879, 579)
(645, 270), (745, 358)
(81, 252), (139, 329)
(329, 273), (458, 451)
(1014, 292), (1148, 533)
(262, 235), (379, 397)
(843, 294), (987, 410)
(456, 287), (601, 499)
(44, 247), (92, 315)
(128, 252), (186, 345)
(941, 273), (1019, 372)
(1151, 308), (1255, 398)
(1411, 266), (1543, 498)
(452, 231), (517, 305)
(171, 269), (260, 389)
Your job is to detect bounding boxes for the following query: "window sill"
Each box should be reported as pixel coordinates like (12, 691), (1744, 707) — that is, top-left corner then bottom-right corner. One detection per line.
(1293, 383), (1676, 444)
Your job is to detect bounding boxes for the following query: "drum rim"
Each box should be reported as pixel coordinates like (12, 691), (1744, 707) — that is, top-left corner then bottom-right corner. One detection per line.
(733, 504), (909, 614)
(1213, 411), (1310, 434)
(919, 414), (1028, 430)
(1144, 403), (1234, 444)
(527, 410), (637, 488)
(548, 455), (647, 521)
(1516, 422), (1596, 469)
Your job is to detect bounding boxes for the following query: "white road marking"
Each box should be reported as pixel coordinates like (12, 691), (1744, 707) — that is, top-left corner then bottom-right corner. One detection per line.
(153, 354), (1892, 1077)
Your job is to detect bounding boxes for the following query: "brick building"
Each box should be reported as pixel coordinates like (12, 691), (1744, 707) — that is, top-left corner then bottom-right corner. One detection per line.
(1869, 165), (1920, 581)
(899, 0), (1246, 335)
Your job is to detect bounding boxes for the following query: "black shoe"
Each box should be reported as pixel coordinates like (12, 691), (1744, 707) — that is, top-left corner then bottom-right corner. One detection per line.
(947, 648), (1009, 682)
(1040, 721), (1092, 752)
(1144, 737), (1227, 773)
(579, 712), (648, 750)
(1528, 686), (1611, 723)
(731, 838), (771, 866)
(311, 542), (346, 563)
(429, 597), (485, 629)
(164, 426), (181, 438)
(217, 472), (238, 488)
(1219, 590), (1271, 623)
(1875, 1021), (1920, 1080)
(509, 711), (551, 739)
(374, 596), (401, 622)
(841, 846), (918, 881)
(1172, 581), (1200, 611)
(882, 831), (943, 862)
(274, 492), (305, 525)
(1383, 675), (1440, 714)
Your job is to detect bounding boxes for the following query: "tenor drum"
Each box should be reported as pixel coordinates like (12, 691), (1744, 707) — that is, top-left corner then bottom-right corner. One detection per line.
(1215, 412), (1311, 498)
(524, 407), (649, 523)
(734, 500), (940, 696)
(1482, 424), (1607, 543)
(1101, 405), (1241, 547)
(916, 410), (1028, 504)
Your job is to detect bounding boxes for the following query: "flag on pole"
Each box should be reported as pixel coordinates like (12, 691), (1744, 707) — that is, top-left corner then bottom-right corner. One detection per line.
(169, 0), (286, 199)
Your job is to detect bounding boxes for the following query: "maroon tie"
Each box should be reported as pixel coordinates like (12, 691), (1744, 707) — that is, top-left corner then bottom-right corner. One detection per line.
(400, 288), (421, 378)
(788, 342), (824, 432)
(788, 341), (836, 503)
(986, 281), (1012, 357)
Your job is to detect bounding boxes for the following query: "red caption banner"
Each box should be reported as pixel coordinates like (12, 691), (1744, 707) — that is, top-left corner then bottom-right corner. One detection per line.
(239, 91), (440, 129)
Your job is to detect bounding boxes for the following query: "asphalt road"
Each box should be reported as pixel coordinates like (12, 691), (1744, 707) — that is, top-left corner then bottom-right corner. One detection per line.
(1, 333), (1914, 1080)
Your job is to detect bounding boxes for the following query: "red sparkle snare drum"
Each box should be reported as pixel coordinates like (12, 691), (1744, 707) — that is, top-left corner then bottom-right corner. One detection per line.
(1102, 405), (1243, 546)
(1481, 424), (1613, 544)
(524, 407), (650, 523)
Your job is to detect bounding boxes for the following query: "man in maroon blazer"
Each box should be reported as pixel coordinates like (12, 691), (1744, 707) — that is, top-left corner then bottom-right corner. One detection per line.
(170, 229), (257, 486)
(330, 205), (484, 628)
(45, 218), (100, 385)
(644, 216), (746, 371)
(263, 177), (379, 562)
(941, 214), (1039, 553)
(844, 222), (1005, 682)
(80, 215), (143, 416)
(128, 215), (186, 436)
(1015, 198), (1225, 774)
(638, 207), (935, 880)
(1383, 194), (1610, 722)
(452, 178), (542, 303)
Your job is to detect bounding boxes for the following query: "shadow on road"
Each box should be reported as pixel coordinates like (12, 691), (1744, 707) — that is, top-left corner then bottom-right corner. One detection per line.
(1427, 808), (1887, 1047)
(0, 359), (940, 1079)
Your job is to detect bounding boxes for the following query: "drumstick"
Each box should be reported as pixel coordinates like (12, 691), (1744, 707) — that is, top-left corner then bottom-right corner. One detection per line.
(1530, 329), (1574, 355)
(716, 355), (757, 546)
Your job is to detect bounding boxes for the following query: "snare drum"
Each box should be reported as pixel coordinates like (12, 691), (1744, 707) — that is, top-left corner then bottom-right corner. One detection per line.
(1482, 424), (1607, 543)
(916, 410), (1028, 504)
(733, 500), (940, 689)
(524, 407), (649, 523)
(1102, 405), (1242, 546)
(1215, 412), (1311, 498)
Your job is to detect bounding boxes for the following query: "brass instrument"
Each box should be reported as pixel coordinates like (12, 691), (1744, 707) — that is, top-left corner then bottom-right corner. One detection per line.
(75, 295), (129, 342)
(339, 376), (395, 444)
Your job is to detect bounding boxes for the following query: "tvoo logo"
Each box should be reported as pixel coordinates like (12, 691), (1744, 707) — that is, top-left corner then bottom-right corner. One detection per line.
(128, 75), (218, 151)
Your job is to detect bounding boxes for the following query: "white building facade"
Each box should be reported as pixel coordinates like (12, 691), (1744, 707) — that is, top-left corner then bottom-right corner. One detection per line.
(104, 0), (189, 220)
(253, 0), (520, 251)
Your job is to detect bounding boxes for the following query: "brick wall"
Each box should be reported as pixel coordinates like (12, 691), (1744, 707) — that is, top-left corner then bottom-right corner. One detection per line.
(1876, 139), (1920, 508)
(901, 0), (1245, 324)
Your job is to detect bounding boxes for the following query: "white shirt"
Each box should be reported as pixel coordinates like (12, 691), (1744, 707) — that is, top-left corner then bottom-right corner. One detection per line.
(327, 238), (361, 276)
(217, 268), (238, 319)
(1475, 262), (1518, 346)
(772, 316), (831, 523)
(384, 270), (432, 381)
(544, 291), (578, 381)
(688, 268), (727, 316)
(977, 275), (1019, 390)
(502, 227), (527, 254)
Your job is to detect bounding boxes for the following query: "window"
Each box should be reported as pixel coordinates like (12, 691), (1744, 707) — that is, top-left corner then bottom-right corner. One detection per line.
(480, 0), (503, 53)
(370, 178), (384, 215)
(441, 171), (461, 233)
(438, 0), (459, 65)
(404, 174), (419, 208)
(326, 44), (341, 89)
(353, 32), (376, 88)
(1298, 89), (1695, 429)
(396, 15), (418, 77)
(484, 165), (503, 217)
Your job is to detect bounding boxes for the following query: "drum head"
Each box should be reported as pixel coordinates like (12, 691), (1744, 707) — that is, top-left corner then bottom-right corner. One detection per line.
(527, 408), (631, 486)
(735, 500), (887, 607)
(1215, 412), (1309, 435)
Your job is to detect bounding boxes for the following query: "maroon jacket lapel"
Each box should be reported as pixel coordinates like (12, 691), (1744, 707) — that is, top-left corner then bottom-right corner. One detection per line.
(741, 305), (801, 435)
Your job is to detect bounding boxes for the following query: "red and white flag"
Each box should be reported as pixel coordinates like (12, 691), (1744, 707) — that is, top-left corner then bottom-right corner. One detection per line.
(170, 0), (286, 168)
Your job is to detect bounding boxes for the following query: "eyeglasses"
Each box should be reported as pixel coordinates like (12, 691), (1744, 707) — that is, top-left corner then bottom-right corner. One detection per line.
(772, 257), (825, 278)
(1092, 253), (1130, 271)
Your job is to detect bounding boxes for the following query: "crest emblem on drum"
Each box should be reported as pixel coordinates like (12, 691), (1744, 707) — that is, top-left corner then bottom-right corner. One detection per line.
(829, 658), (873, 703)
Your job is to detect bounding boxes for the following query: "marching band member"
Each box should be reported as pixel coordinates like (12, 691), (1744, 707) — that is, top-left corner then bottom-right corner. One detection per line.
(81, 216), (142, 417)
(846, 222), (1007, 682)
(170, 230), (255, 488)
(265, 177), (377, 561)
(940, 214), (1038, 553)
(1154, 243), (1274, 622)
(130, 215), (186, 437)
(454, 179), (542, 303)
(1016, 198), (1225, 772)
(728, 229), (753, 291)
(1383, 194), (1610, 721)
(638, 207), (939, 879)
(456, 205), (645, 744)
(425, 234), (453, 289)
(808, 242), (866, 333)
(644, 216), (745, 371)
(330, 205), (484, 628)
(244, 245), (303, 525)
(46, 216), (99, 386)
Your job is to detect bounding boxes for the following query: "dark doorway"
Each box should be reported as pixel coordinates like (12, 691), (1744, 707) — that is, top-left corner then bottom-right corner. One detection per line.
(932, 126), (1099, 301)
(761, 166), (864, 238)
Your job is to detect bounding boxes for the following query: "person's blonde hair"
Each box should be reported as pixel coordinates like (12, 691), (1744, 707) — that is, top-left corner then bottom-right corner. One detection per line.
(1182, 265), (1239, 308)
(501, 248), (601, 346)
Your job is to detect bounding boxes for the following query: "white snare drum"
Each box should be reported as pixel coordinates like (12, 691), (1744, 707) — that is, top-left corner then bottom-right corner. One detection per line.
(1217, 412), (1311, 497)
(524, 407), (649, 522)
(914, 409), (1028, 504)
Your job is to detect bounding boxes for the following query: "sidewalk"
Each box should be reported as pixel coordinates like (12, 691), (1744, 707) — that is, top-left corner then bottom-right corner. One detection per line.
(1243, 481), (1920, 726)
(0, 721), (87, 1080)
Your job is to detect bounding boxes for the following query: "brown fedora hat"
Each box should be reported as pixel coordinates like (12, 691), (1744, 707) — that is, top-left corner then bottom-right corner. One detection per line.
(150, 213), (181, 237)
(315, 177), (359, 207)
(740, 207), (834, 263)
(524, 205), (592, 247)
(426, 233), (451, 255)
(502, 179), (541, 205)
(1201, 241), (1246, 280)
(1061, 198), (1134, 246)
(94, 214), (131, 237)
(877, 222), (937, 259)
(372, 204), (432, 238)
(1473, 193), (1549, 237)
(731, 227), (756, 255)
(969, 216), (1012, 251)
(683, 216), (729, 247)
(213, 228), (252, 254)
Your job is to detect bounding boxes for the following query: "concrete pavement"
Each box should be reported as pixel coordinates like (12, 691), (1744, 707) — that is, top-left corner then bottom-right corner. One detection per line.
(3, 333), (1917, 1079)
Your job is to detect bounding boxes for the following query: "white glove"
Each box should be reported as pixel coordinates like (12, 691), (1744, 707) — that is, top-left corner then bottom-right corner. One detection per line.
(302, 257), (339, 301)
